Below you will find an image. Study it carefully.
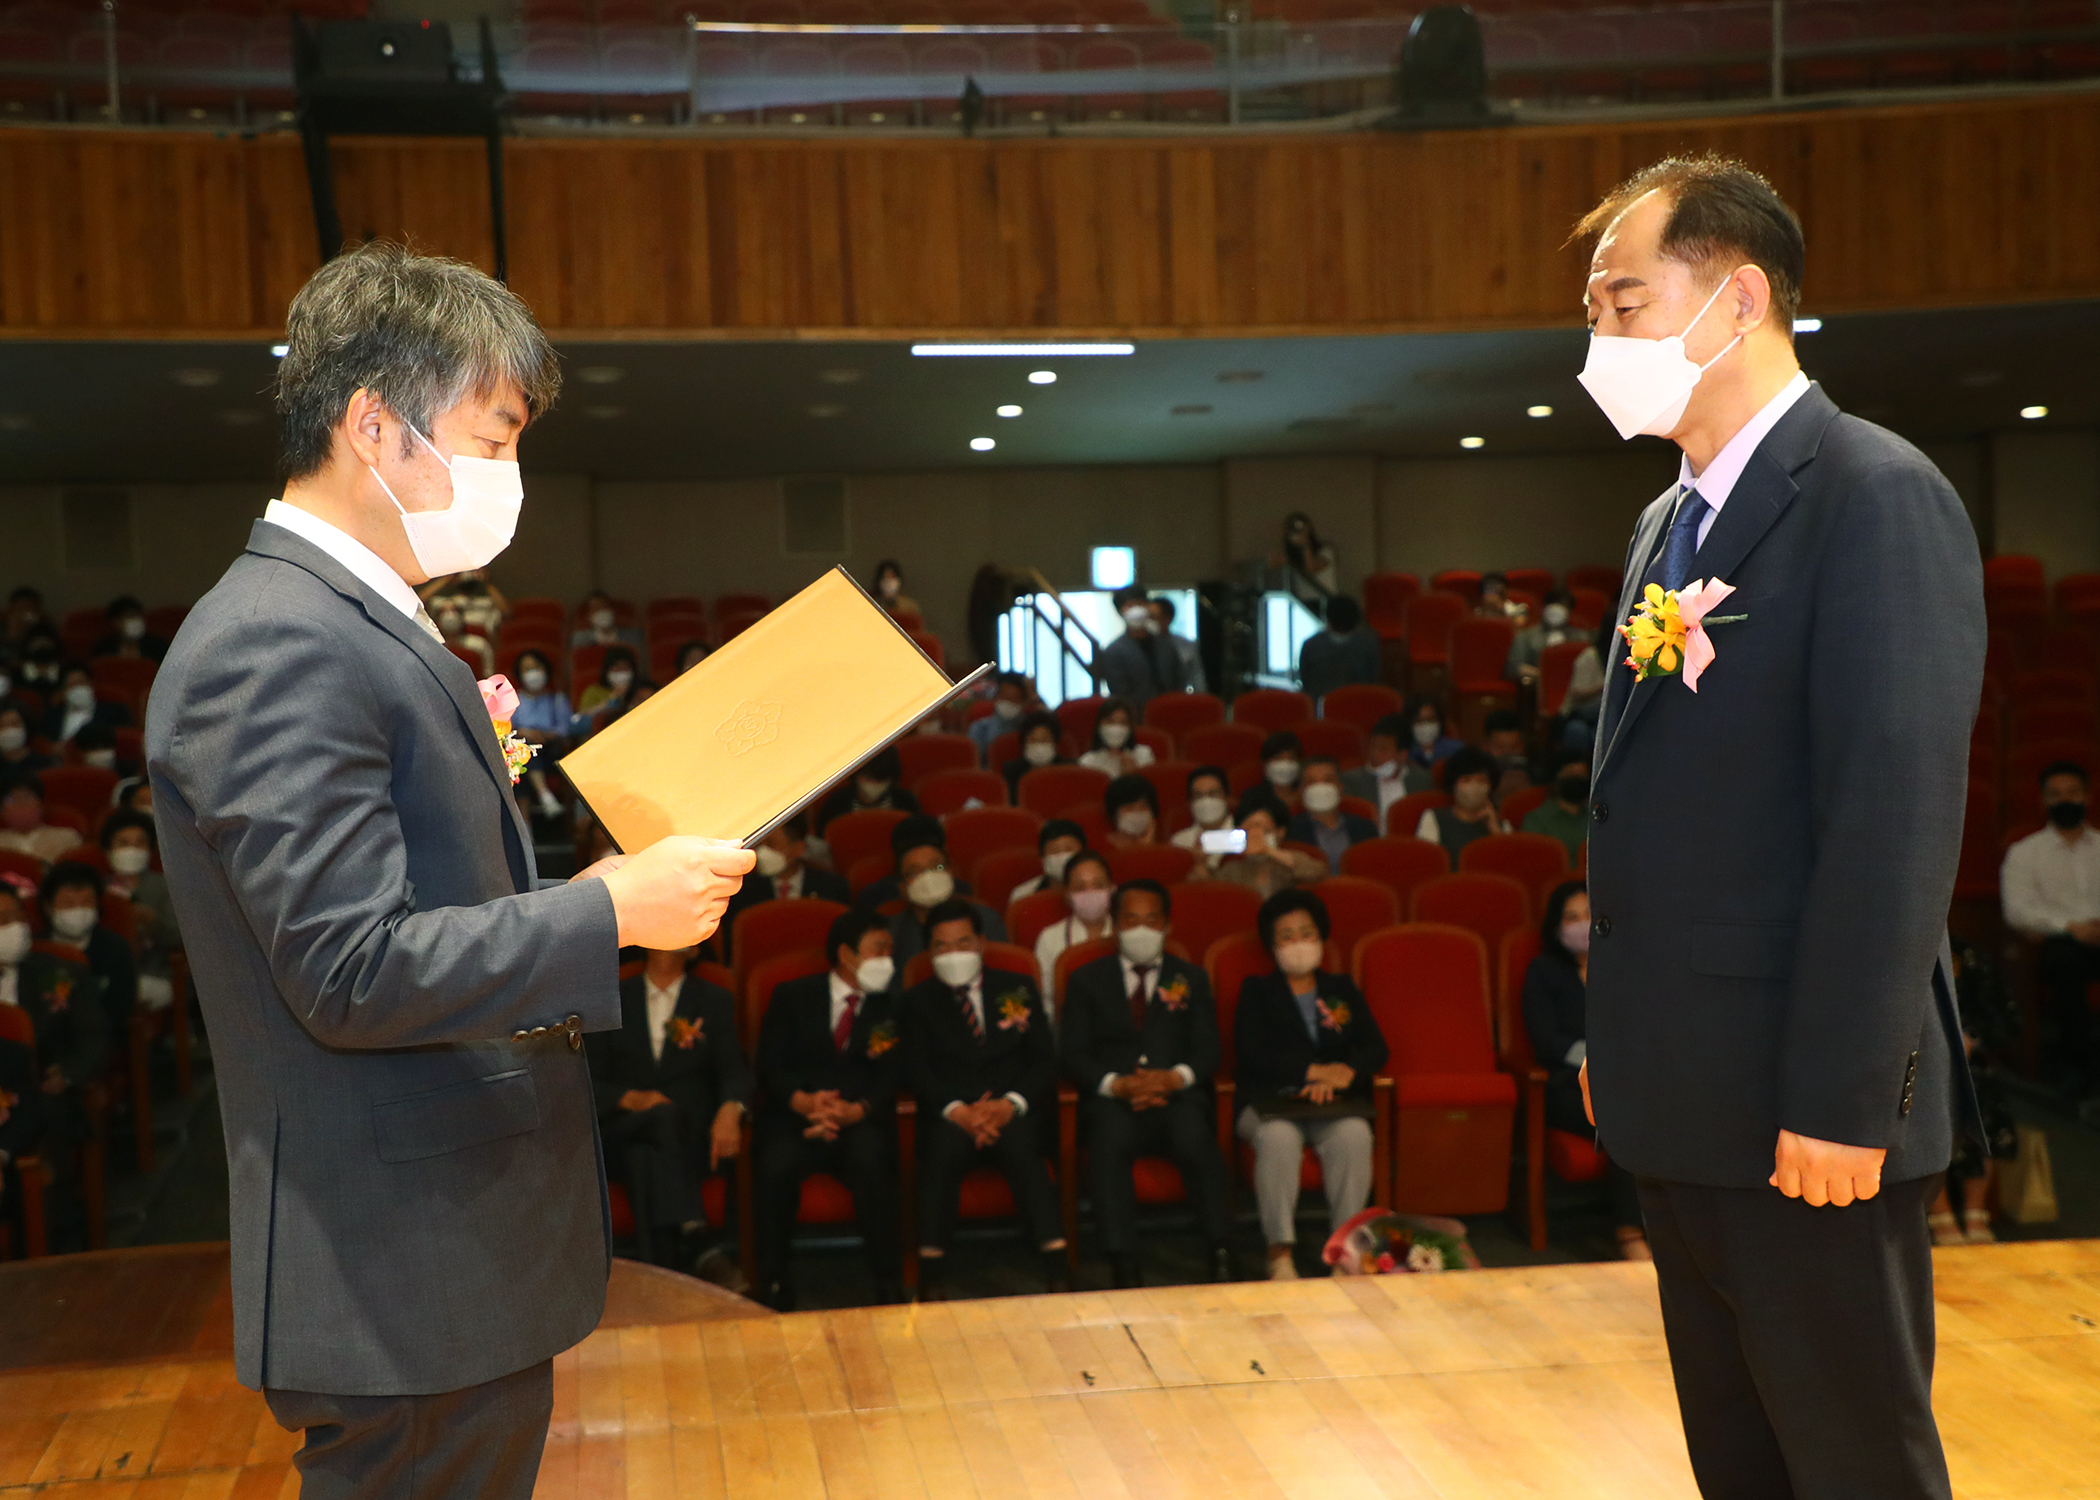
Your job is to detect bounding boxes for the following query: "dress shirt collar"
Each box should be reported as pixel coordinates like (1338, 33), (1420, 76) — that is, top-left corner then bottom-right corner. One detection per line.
(1118, 954), (1159, 997)
(643, 973), (683, 1062)
(776, 865), (804, 901)
(1678, 370), (1811, 513)
(262, 500), (424, 625)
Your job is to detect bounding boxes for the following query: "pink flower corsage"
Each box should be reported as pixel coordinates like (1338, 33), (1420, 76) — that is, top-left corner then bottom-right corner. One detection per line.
(477, 673), (538, 785)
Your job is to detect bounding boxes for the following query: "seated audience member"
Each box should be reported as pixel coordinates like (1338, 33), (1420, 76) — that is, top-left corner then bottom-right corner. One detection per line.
(1220, 789), (1324, 898)
(91, 596), (170, 662)
(569, 589), (643, 651)
(721, 813), (850, 961)
(1415, 747), (1505, 861)
(901, 900), (1068, 1295)
(1171, 765), (1235, 872)
(3, 587), (48, 659)
(1034, 849), (1115, 998)
(1483, 709), (1535, 804)
(816, 746), (919, 832)
(42, 666), (131, 746)
(0, 879), (103, 1198)
(571, 645), (645, 728)
(43, 862), (137, 1041)
(1103, 775), (1162, 849)
(1522, 880), (1646, 1259)
(71, 724), (124, 776)
(0, 1006), (44, 1229)
(753, 908), (905, 1309)
(1343, 715), (1431, 831)
(1008, 819), (1087, 904)
(432, 600), (494, 676)
(1003, 710), (1067, 801)
(674, 640), (711, 677)
(1404, 695), (1464, 769)
(1475, 571), (1525, 623)
(0, 702), (56, 779)
(111, 777), (153, 818)
(1507, 588), (1606, 748)
(1235, 888), (1389, 1279)
(877, 821), (1007, 965)
(1148, 596), (1206, 693)
(507, 648), (571, 821)
(1523, 754), (1592, 860)
(99, 811), (181, 1012)
(586, 941), (749, 1282)
(0, 777), (81, 864)
(855, 814), (954, 911)
(2001, 760), (2100, 1101)
(873, 560), (920, 621)
(1286, 757), (1378, 873)
(1061, 879), (1232, 1286)
(1929, 937), (2020, 1245)
(1296, 595), (1381, 705)
(1099, 587), (1184, 704)
(418, 566), (507, 639)
(1259, 731), (1305, 809)
(13, 627), (64, 696)
(1078, 698), (1153, 777)
(970, 673), (1035, 766)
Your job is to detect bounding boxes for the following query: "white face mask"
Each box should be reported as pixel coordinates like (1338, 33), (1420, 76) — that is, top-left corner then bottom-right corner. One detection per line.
(1190, 793), (1228, 828)
(1275, 939), (1323, 978)
(755, 845), (789, 878)
(857, 776), (892, 802)
(65, 684), (96, 712)
(1542, 603), (1570, 629)
(1118, 924), (1166, 965)
(51, 906), (97, 941)
(0, 726), (24, 754)
(1069, 886), (1111, 925)
(120, 616), (146, 640)
(0, 674), (11, 698)
(520, 667), (549, 693)
(931, 949), (983, 987)
(1023, 740), (1057, 767)
(1577, 272), (1744, 440)
(1412, 721), (1441, 747)
(879, 576), (901, 599)
(1301, 782), (1340, 814)
(590, 607), (615, 630)
(1115, 806), (1154, 838)
(1368, 757), (1399, 778)
(1264, 757), (1300, 787)
(1098, 722), (1130, 749)
(853, 954), (895, 993)
(109, 845), (151, 876)
(83, 749), (115, 770)
(994, 699), (1024, 723)
(1122, 606), (1151, 629)
(1561, 919), (1592, 955)
(605, 668), (633, 693)
(906, 867), (955, 908)
(370, 424), (523, 578)
(1042, 849), (1074, 882)
(0, 921), (28, 965)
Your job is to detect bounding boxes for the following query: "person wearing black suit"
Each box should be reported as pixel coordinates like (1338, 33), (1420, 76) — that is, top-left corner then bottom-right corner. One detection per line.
(1575, 159), (1985, 1500)
(0, 883), (102, 1240)
(1233, 889), (1389, 1279)
(586, 946), (750, 1276)
(39, 665), (133, 746)
(869, 820), (1007, 966)
(1283, 757), (1380, 874)
(40, 862), (137, 1040)
(752, 908), (905, 1309)
(0, 1030), (46, 1234)
(899, 900), (1067, 1295)
(719, 813), (850, 963)
(1060, 879), (1233, 1287)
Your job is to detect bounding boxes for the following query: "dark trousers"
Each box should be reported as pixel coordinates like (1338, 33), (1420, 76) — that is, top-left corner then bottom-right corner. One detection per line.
(1081, 1091), (1230, 1255)
(266, 1358), (554, 1500)
(1638, 1174), (1949, 1500)
(755, 1117), (901, 1287)
(2038, 935), (2100, 1087)
(917, 1112), (1062, 1251)
(601, 1102), (707, 1248)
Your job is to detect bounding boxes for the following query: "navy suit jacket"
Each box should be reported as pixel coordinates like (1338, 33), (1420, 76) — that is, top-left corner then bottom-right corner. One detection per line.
(1586, 384), (1985, 1189)
(754, 971), (903, 1127)
(1060, 951), (1221, 1094)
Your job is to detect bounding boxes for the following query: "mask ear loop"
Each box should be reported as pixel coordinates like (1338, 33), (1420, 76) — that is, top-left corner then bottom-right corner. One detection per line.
(1684, 268), (1749, 372)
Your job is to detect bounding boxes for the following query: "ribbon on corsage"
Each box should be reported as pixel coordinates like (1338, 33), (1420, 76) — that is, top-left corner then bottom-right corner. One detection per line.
(1619, 579), (1747, 694)
(477, 674), (539, 784)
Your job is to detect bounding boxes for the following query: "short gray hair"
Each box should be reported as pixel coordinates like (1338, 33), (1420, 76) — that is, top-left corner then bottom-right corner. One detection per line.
(274, 241), (561, 483)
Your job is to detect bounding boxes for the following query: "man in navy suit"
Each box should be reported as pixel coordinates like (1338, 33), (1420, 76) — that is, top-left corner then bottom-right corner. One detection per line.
(1575, 156), (1984, 1499)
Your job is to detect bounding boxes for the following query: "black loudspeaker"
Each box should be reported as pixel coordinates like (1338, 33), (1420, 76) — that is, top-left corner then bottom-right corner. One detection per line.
(1394, 5), (1494, 122)
(313, 20), (458, 84)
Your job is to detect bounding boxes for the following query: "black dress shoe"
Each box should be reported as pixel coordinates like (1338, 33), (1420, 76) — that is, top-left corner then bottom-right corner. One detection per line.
(1210, 1244), (1236, 1283)
(760, 1279), (795, 1312)
(1041, 1250), (1073, 1294)
(1109, 1255), (1143, 1290)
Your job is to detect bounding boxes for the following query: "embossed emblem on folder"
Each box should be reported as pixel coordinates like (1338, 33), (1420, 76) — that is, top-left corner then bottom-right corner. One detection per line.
(716, 698), (782, 757)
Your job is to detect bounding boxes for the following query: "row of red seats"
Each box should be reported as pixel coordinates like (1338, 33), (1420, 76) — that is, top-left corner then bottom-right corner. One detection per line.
(524, 0), (1164, 22)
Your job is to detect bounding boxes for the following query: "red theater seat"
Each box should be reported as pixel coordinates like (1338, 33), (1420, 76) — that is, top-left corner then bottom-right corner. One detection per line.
(732, 899), (848, 1008)
(1341, 836), (1452, 912)
(1287, 718), (1364, 765)
(1409, 872), (1533, 953)
(1307, 876), (1399, 967)
(1144, 692), (1225, 748)
(1163, 880), (1261, 964)
(1182, 722), (1265, 771)
(897, 733), (976, 788)
(944, 806), (1043, 880)
(1018, 764), (1110, 819)
(1320, 683), (1403, 734)
(976, 847), (1045, 916)
(1107, 843), (1195, 886)
(822, 809), (907, 875)
(1459, 833), (1569, 911)
(916, 768), (1009, 816)
(1232, 689), (1312, 735)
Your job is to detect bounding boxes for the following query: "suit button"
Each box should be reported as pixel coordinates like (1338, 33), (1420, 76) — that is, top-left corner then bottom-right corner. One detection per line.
(1593, 917), (1612, 939)
(1592, 802), (1609, 823)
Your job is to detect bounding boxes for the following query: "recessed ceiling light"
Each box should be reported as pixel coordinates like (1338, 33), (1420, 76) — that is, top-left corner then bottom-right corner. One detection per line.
(1217, 370), (1264, 383)
(577, 365), (624, 385)
(807, 403), (845, 418)
(170, 367), (221, 388)
(996, 404), (1022, 418)
(584, 405), (625, 420)
(1459, 435), (1485, 449)
(818, 367), (864, 385)
(215, 408), (263, 426)
(1027, 370), (1057, 385)
(970, 436), (996, 451)
(269, 343), (289, 358)
(1526, 404), (1553, 418)
(2020, 404), (2049, 420)
(912, 343), (1134, 357)
(1171, 404), (1213, 416)
(1792, 317), (1823, 334)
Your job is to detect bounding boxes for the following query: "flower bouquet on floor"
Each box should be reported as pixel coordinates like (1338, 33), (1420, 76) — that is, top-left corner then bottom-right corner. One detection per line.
(1321, 1208), (1480, 1275)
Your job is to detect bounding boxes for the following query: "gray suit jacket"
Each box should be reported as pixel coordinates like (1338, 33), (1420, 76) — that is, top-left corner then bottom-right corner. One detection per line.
(147, 520), (623, 1397)
(1587, 385), (1986, 1189)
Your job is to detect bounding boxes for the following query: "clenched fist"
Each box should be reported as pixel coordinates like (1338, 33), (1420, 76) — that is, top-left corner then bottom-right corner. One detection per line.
(597, 836), (755, 950)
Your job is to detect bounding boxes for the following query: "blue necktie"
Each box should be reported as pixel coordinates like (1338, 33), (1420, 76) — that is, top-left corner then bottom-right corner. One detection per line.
(1648, 487), (1712, 594)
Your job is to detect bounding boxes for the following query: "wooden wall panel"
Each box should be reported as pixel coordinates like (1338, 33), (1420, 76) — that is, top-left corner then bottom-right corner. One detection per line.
(1, 92), (2096, 340)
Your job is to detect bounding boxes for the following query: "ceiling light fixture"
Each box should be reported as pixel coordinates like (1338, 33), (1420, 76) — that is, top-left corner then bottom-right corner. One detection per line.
(2020, 404), (2049, 420)
(996, 404), (1022, 418)
(1793, 317), (1823, 334)
(1027, 371), (1057, 385)
(970, 436), (996, 451)
(577, 365), (625, 385)
(1459, 436), (1485, 449)
(1526, 404), (1553, 418)
(912, 343), (1134, 357)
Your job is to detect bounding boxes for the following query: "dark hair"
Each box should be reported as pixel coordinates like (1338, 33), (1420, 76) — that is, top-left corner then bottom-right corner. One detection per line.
(676, 640), (710, 671)
(274, 240), (560, 484)
(1484, 709), (1523, 737)
(860, 746), (902, 782)
(1325, 595), (1361, 633)
(1150, 594), (1177, 623)
(41, 858), (103, 909)
(1282, 511), (1324, 573)
(1573, 153), (1805, 335)
(1091, 697), (1138, 749)
(997, 670), (1031, 692)
(1235, 786), (1289, 826)
(513, 647), (551, 678)
(1539, 879), (1589, 963)
(3, 772), (45, 802)
(7, 587), (40, 606)
(1112, 878), (1171, 922)
(598, 645), (640, 688)
(1258, 887), (1331, 951)
(1405, 694), (1442, 726)
(1479, 572), (1508, 593)
(875, 559), (904, 583)
(1186, 763), (1229, 796)
(1443, 746), (1497, 786)
(1260, 731), (1303, 762)
(1064, 849), (1113, 888)
(827, 906), (888, 967)
(2040, 760), (2089, 790)
(106, 595), (143, 617)
(100, 807), (158, 852)
(889, 814), (945, 859)
(1105, 774), (1158, 817)
(1017, 709), (1061, 744)
(71, 722), (116, 755)
(0, 699), (26, 726)
(1111, 586), (1146, 611)
(777, 811), (810, 842)
(922, 898), (983, 941)
(1037, 818), (1085, 853)
(1544, 587), (1575, 609)
(1370, 713), (1408, 744)
(1303, 754), (1343, 776)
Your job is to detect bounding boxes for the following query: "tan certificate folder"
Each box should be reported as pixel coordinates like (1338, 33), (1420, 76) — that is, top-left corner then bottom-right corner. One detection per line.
(559, 568), (987, 852)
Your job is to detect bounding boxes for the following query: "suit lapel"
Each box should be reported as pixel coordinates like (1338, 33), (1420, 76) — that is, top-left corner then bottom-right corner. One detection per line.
(1593, 490), (1677, 781)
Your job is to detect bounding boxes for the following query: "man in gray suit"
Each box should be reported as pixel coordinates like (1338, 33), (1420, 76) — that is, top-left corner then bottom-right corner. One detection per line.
(147, 242), (753, 1500)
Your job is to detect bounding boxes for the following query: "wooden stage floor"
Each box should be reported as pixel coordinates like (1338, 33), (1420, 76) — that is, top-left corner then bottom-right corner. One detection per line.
(4, 1240), (2099, 1499)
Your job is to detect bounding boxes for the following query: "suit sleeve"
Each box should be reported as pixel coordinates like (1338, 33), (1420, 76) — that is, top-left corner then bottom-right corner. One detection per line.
(1184, 968), (1221, 1085)
(1778, 457), (1985, 1148)
(60, 970), (109, 1086)
(1059, 970), (1109, 1090)
(0, 1045), (43, 1161)
(861, 1004), (902, 1112)
(159, 607), (621, 1051)
(756, 987), (799, 1107)
(901, 987), (957, 1115)
(1522, 959), (1582, 1071)
(708, 988), (752, 1109)
(1338, 977), (1389, 1083)
(1018, 981), (1058, 1103)
(1234, 983), (1281, 1095)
